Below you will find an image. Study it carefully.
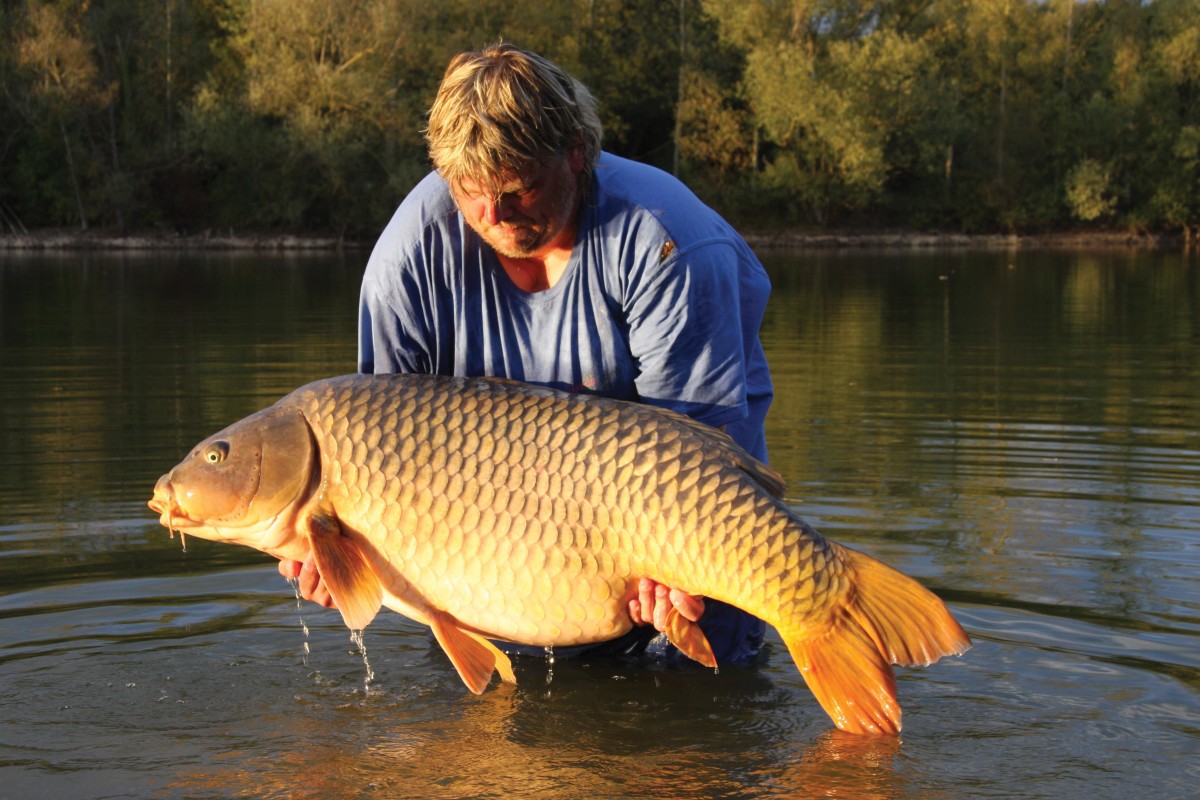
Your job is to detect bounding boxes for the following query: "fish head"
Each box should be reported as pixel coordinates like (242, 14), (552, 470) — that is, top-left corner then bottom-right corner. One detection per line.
(148, 406), (317, 553)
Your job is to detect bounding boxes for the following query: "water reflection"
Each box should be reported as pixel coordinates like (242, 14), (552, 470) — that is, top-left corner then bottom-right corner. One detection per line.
(161, 640), (911, 800)
(2, 248), (1199, 799)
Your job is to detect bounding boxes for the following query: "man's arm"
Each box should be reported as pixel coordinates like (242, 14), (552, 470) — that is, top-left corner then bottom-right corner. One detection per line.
(281, 558), (703, 633)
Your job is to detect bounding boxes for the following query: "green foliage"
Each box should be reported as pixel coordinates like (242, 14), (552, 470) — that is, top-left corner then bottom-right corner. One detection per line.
(0, 0), (1198, 235)
(1066, 159), (1117, 222)
(179, 0), (438, 233)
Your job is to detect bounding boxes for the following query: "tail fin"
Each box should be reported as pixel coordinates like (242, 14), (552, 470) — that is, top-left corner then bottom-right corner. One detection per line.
(782, 543), (971, 735)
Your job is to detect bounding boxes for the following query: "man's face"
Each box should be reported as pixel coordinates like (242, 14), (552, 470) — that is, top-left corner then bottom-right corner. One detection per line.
(451, 148), (585, 260)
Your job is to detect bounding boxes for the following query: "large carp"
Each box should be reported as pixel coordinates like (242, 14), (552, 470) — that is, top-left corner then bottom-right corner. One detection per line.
(148, 374), (970, 734)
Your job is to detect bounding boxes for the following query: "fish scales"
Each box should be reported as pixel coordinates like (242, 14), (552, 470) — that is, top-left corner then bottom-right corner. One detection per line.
(304, 378), (685, 632)
(150, 373), (970, 735)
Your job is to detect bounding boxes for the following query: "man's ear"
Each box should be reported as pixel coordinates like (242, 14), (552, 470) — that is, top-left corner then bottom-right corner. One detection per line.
(568, 140), (586, 174)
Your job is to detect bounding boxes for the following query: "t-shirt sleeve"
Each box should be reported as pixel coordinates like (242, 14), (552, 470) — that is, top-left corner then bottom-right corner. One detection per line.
(357, 170), (460, 376)
(624, 240), (748, 428)
(357, 248), (437, 375)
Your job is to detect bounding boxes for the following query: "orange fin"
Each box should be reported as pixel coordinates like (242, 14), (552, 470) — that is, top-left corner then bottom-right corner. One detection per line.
(784, 609), (903, 735)
(429, 611), (516, 694)
(306, 513), (383, 631)
(662, 608), (717, 668)
(783, 542), (972, 735)
(838, 544), (972, 668)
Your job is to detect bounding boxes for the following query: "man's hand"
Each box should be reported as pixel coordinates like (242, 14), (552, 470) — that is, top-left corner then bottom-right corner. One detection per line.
(282, 560), (699, 628)
(277, 556), (337, 609)
(627, 577), (705, 631)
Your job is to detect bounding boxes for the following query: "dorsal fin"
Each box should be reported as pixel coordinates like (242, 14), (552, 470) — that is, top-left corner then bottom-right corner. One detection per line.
(640, 403), (787, 498)
(470, 374), (788, 497)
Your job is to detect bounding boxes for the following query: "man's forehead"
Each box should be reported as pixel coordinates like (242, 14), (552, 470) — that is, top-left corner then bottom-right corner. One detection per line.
(453, 156), (565, 197)
(456, 169), (529, 196)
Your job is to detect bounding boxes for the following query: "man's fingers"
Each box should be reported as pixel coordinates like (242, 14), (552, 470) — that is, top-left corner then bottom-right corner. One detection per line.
(629, 577), (657, 625)
(669, 588), (705, 622)
(281, 555), (337, 609)
(652, 583), (670, 631)
(629, 578), (706, 631)
(628, 597), (643, 624)
(302, 559), (336, 608)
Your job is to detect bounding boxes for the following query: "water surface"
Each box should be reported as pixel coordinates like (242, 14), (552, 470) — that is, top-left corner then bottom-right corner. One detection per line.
(1, 248), (1197, 799)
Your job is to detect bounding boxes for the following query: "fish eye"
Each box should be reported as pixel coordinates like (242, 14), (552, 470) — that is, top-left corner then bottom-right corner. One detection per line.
(204, 441), (230, 464)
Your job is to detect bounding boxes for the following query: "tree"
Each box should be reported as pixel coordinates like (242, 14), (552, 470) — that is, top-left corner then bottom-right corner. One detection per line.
(1147, 1), (1200, 236)
(0, 0), (1197, 236)
(13, 1), (115, 230)
(182, 0), (442, 233)
(702, 0), (951, 224)
(1066, 158), (1117, 221)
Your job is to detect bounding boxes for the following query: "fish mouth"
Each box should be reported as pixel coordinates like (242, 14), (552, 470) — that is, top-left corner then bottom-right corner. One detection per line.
(148, 476), (195, 549)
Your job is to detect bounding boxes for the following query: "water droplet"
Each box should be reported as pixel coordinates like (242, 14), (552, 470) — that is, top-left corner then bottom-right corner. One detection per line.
(288, 578), (312, 665)
(350, 630), (375, 693)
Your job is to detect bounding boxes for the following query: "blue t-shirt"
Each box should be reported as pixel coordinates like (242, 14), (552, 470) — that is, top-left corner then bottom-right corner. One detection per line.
(359, 152), (773, 461)
(358, 152), (772, 663)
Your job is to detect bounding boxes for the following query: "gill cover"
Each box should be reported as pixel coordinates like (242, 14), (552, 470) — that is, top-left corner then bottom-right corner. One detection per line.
(167, 406), (315, 528)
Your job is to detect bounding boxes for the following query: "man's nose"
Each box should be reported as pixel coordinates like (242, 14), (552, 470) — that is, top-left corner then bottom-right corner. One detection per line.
(483, 197), (513, 226)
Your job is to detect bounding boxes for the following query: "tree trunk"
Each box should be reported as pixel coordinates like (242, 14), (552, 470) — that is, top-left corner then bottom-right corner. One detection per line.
(61, 120), (88, 232)
(673, 0), (686, 177)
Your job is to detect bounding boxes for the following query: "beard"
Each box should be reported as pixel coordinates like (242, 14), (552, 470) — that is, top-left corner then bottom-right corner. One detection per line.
(479, 219), (552, 259)
(469, 165), (581, 260)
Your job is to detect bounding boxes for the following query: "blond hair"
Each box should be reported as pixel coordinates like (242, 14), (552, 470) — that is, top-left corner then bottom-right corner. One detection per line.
(425, 44), (602, 196)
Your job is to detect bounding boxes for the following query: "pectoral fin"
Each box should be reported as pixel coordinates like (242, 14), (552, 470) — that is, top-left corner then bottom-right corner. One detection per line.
(662, 607), (718, 668)
(429, 610), (517, 694)
(305, 513), (383, 631)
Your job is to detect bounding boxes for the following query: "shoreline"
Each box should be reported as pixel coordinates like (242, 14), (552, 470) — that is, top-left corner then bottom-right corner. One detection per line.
(0, 227), (1190, 251)
(742, 229), (1190, 251)
(0, 230), (362, 251)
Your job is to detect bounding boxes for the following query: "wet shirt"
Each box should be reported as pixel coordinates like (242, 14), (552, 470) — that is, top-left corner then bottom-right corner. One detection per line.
(358, 152), (773, 461)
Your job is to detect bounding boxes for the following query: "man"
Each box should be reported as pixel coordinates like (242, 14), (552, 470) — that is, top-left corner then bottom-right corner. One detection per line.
(285, 43), (773, 665)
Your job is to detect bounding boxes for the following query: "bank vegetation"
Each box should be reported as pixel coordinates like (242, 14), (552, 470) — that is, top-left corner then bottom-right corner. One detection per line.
(2, 0), (1198, 243)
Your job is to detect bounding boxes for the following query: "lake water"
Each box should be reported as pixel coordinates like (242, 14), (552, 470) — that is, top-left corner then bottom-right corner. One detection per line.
(1, 247), (1197, 799)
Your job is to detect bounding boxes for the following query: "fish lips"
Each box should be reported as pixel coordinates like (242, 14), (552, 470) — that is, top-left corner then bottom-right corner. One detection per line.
(148, 475), (199, 528)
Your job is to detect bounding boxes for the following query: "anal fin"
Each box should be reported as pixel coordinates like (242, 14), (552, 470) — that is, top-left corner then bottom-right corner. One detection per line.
(306, 513), (383, 631)
(663, 607), (717, 668)
(430, 611), (517, 694)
